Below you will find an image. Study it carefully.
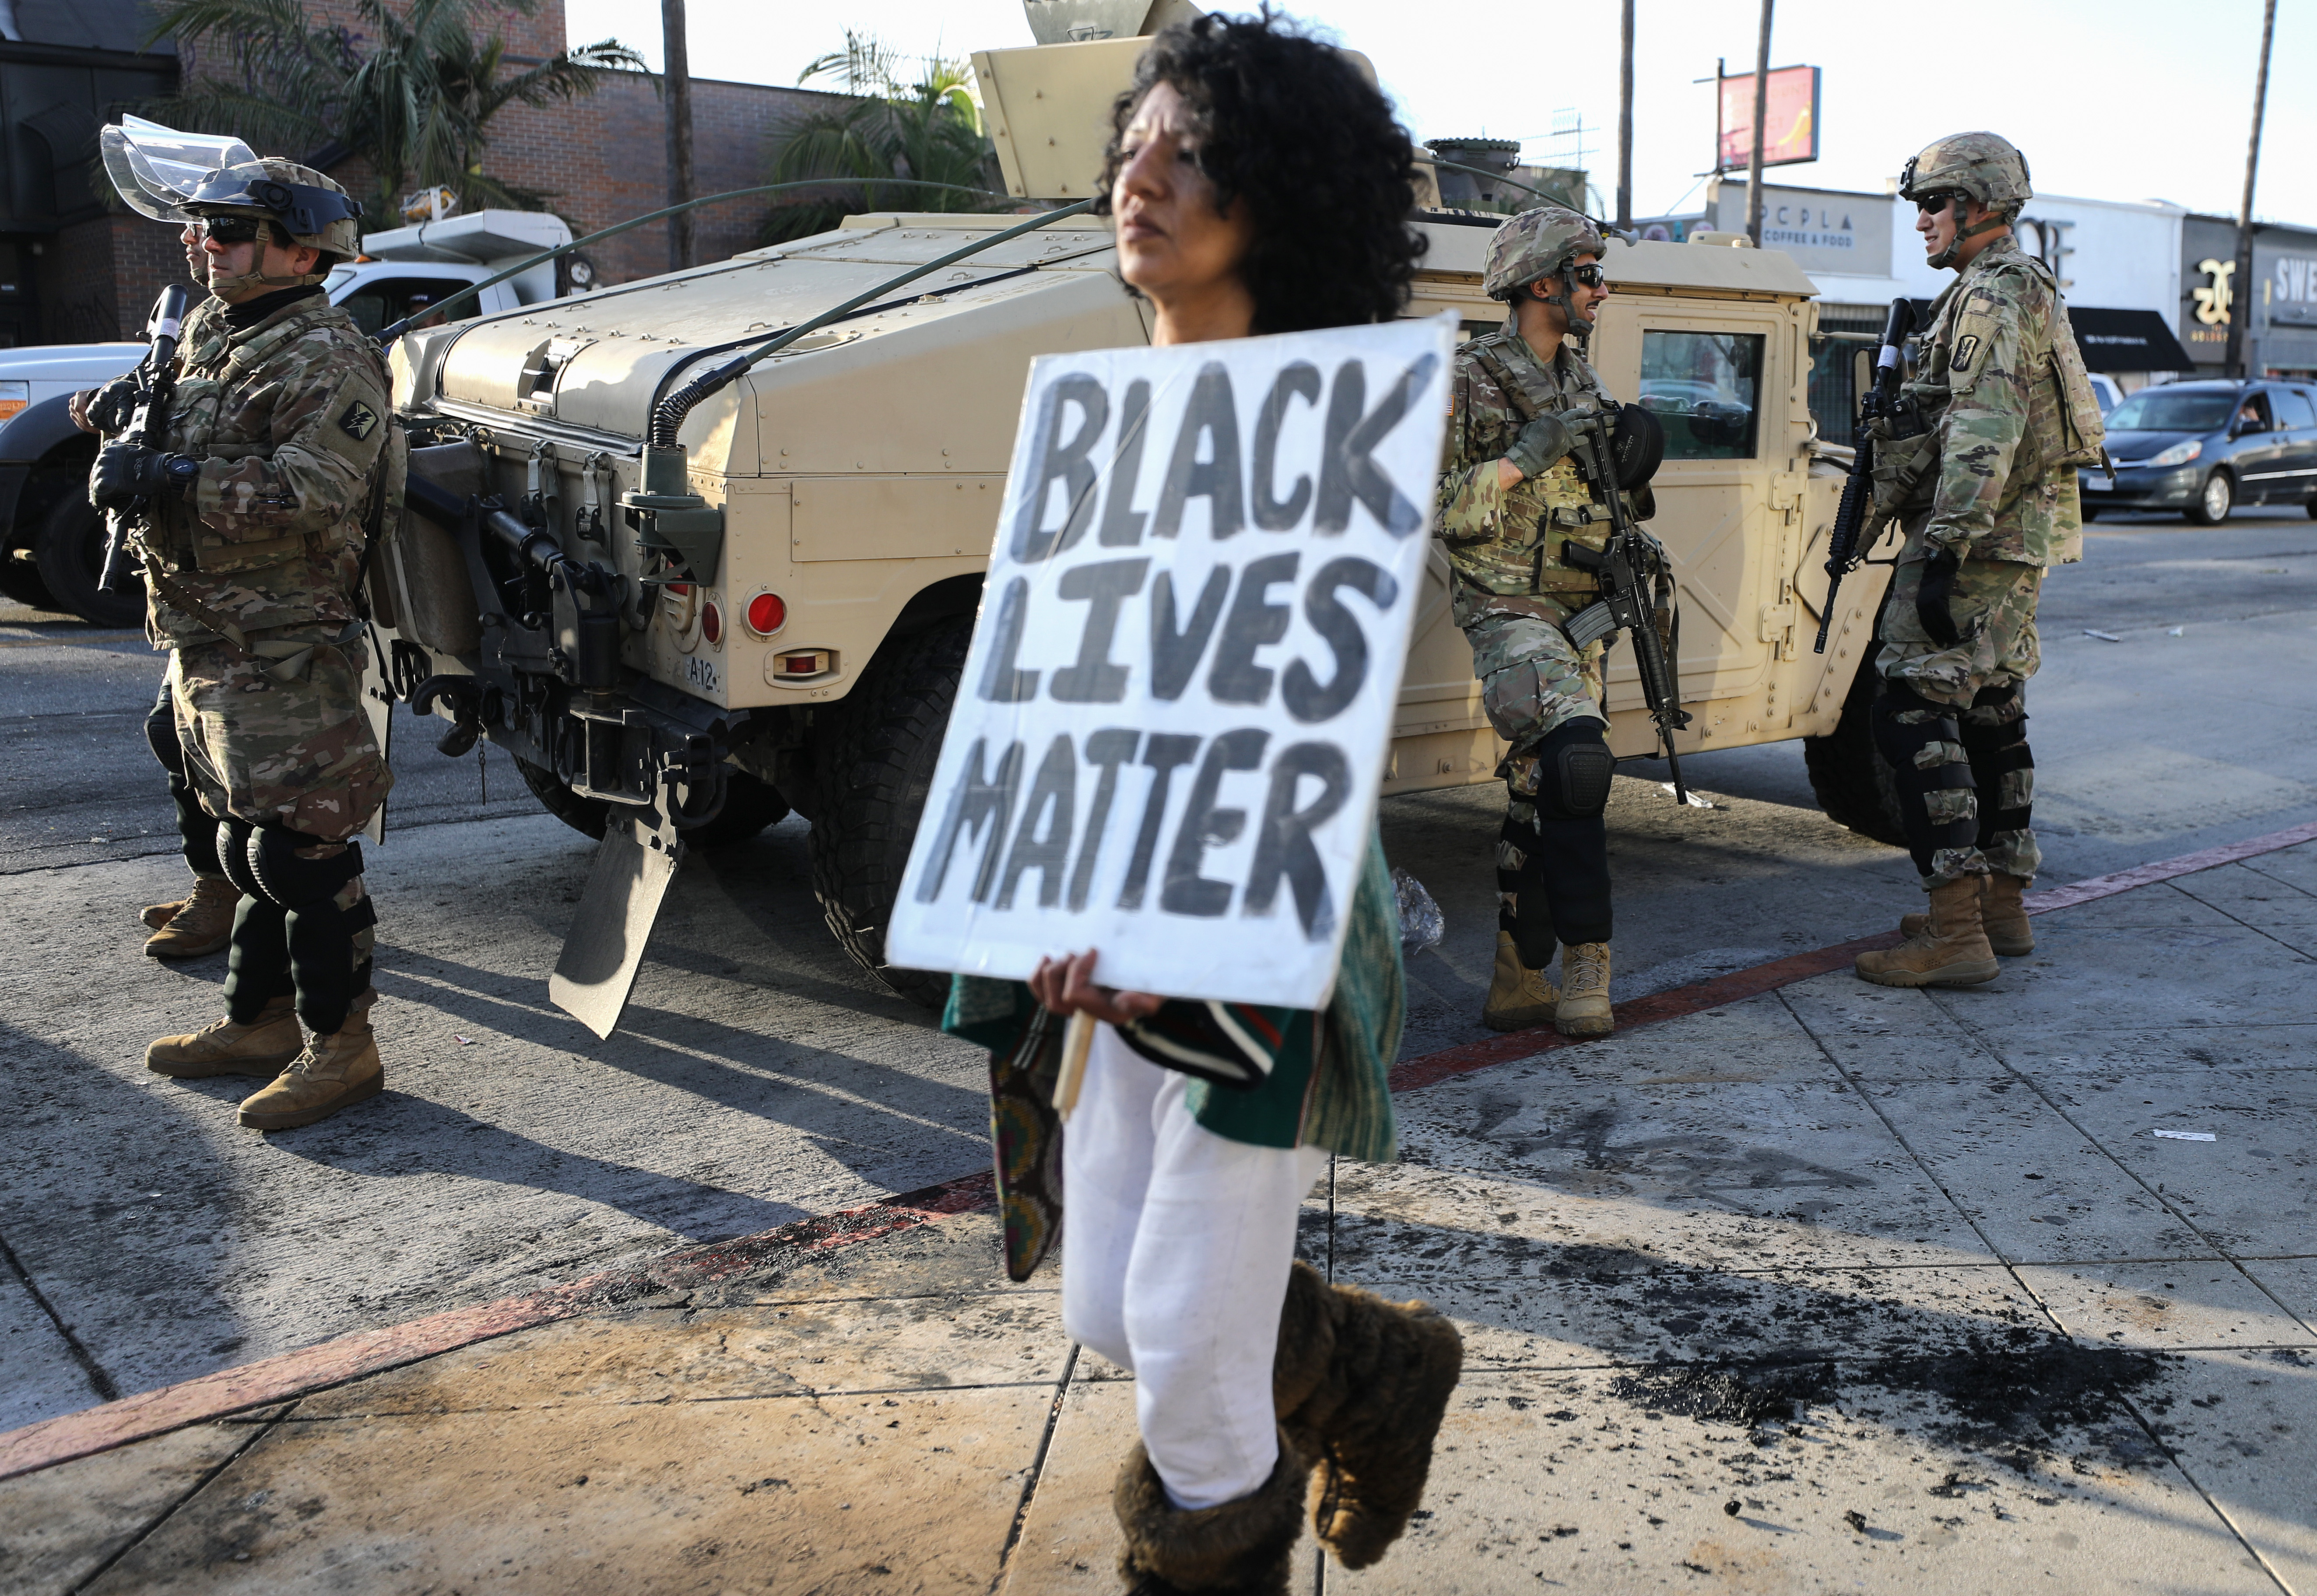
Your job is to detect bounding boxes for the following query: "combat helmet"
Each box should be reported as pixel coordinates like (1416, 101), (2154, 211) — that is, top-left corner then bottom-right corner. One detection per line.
(1899, 131), (2030, 269)
(102, 116), (363, 291)
(1483, 205), (1610, 336)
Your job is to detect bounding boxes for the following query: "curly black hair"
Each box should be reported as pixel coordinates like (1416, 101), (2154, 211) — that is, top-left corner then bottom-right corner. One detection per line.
(1093, 10), (1426, 335)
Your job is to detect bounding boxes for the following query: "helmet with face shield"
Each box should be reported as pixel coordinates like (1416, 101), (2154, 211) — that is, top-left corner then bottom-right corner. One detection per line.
(103, 117), (363, 290)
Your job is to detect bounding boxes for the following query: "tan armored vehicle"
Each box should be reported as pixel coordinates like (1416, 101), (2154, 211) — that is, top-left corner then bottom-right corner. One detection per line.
(372, 4), (1897, 1034)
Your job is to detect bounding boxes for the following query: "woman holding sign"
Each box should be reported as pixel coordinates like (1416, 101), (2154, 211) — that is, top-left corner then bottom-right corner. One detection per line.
(940, 14), (1461, 1593)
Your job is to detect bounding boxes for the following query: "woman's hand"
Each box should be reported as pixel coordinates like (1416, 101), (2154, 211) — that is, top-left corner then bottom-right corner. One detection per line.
(1029, 950), (1164, 1025)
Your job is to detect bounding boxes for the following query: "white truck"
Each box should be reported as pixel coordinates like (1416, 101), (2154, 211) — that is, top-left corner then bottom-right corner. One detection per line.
(0, 209), (584, 626)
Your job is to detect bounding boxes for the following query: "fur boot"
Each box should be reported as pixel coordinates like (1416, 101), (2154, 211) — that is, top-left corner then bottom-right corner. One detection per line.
(1114, 1430), (1309, 1594)
(1273, 1261), (1465, 1568)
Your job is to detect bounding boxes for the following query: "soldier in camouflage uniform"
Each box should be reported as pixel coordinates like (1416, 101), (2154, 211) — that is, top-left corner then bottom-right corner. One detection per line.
(1436, 207), (1644, 1038)
(90, 124), (397, 1128)
(1854, 132), (2104, 989)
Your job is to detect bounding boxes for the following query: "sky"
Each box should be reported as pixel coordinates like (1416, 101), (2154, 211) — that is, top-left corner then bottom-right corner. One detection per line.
(565, 0), (2317, 226)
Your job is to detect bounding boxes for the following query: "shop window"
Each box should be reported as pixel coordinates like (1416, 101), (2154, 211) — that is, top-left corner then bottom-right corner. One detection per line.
(1639, 330), (1765, 459)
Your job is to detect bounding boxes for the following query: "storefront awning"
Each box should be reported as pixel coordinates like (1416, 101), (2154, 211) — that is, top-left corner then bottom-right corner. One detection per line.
(2066, 308), (2197, 373)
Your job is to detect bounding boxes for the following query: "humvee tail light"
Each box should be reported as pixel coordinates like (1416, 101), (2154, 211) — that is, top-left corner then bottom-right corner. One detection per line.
(0, 381), (25, 423)
(700, 601), (723, 646)
(745, 592), (786, 636)
(772, 649), (834, 682)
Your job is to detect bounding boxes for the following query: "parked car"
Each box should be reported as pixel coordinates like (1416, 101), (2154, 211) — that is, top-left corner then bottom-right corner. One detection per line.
(2087, 371), (2122, 415)
(0, 210), (584, 626)
(2080, 379), (2317, 524)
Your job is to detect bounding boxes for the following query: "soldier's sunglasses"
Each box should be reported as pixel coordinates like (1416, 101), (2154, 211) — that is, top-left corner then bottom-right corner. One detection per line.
(1567, 263), (1608, 288)
(1913, 191), (1960, 217)
(199, 216), (284, 246)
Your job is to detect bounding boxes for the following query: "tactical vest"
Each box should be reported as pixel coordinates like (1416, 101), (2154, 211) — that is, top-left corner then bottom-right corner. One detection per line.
(1446, 330), (1625, 601)
(138, 295), (391, 649)
(1877, 237), (2097, 564)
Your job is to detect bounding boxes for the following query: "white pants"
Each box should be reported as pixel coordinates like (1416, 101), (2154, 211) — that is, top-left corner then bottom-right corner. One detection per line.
(1062, 1024), (1331, 1510)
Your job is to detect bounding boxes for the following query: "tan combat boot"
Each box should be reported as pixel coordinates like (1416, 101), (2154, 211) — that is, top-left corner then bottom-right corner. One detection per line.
(1901, 873), (2033, 956)
(1554, 943), (1613, 1038)
(238, 995), (383, 1130)
(1857, 877), (2001, 988)
(1481, 930), (1559, 1031)
(142, 875), (243, 959)
(146, 996), (301, 1078)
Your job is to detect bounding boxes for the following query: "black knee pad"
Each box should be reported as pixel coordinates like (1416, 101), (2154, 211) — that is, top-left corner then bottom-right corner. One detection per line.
(173, 777), (222, 876)
(1501, 810), (1612, 954)
(1959, 684), (2033, 842)
(144, 683), (185, 776)
(246, 828), (363, 910)
(218, 819), (263, 898)
(1530, 721), (1615, 822)
(288, 898), (373, 1035)
(1870, 682), (1959, 766)
(224, 894), (294, 1023)
(1959, 680), (2024, 730)
(1871, 683), (1978, 875)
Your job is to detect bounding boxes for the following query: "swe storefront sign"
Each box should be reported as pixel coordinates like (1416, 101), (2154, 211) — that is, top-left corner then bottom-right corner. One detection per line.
(887, 317), (1454, 1008)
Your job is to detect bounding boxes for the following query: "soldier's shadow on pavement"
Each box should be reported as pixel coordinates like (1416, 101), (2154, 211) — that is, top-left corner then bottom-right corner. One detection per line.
(169, 1068), (811, 1242)
(364, 958), (992, 1187)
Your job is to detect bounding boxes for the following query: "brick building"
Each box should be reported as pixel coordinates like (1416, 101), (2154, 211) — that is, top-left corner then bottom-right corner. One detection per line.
(0, 0), (179, 346)
(4, 0), (857, 343)
(300, 0), (858, 285)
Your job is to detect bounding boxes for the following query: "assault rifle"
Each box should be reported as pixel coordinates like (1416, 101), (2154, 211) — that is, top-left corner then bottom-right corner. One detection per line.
(1559, 405), (1694, 804)
(1814, 296), (1917, 653)
(97, 283), (192, 594)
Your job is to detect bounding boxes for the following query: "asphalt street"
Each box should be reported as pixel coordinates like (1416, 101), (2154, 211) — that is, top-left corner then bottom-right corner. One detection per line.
(4, 507), (2313, 1431)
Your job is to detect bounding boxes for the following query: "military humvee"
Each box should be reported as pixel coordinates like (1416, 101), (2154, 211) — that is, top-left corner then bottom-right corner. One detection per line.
(370, 8), (1897, 1035)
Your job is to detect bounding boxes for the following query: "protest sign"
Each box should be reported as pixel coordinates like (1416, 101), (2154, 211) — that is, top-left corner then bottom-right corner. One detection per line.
(885, 315), (1453, 1010)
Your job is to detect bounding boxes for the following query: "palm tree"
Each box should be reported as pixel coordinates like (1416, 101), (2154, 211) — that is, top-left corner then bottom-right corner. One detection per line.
(763, 32), (1004, 245)
(143, 0), (642, 217)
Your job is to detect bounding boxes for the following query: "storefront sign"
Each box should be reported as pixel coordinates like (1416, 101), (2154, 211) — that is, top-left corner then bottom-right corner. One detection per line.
(886, 318), (1453, 1008)
(1708, 182), (1892, 277)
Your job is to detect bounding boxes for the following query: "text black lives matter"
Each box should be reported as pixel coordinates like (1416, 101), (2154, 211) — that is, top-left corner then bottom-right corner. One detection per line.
(913, 350), (1438, 944)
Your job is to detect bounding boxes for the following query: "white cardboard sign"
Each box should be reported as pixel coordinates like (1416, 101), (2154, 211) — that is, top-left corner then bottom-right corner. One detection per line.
(885, 316), (1453, 1009)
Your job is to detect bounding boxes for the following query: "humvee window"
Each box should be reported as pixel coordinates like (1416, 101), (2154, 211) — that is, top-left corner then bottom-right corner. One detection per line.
(1639, 331), (1764, 460)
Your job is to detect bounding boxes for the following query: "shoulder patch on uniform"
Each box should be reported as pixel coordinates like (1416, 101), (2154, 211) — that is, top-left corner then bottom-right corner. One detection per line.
(337, 400), (379, 441)
(1952, 334), (1981, 372)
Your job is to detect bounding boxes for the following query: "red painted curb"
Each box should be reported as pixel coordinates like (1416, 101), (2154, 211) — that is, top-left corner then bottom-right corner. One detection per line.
(2021, 819), (2317, 915)
(1386, 930), (1905, 1094)
(9, 818), (2313, 1484)
(0, 1169), (995, 1484)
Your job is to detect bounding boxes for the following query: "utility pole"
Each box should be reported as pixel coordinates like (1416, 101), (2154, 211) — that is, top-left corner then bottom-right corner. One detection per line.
(2226, 0), (2276, 380)
(1746, 0), (1772, 246)
(1616, 0), (1634, 229)
(664, 0), (696, 272)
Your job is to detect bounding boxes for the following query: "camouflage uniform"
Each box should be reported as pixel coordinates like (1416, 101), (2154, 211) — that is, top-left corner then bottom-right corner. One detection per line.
(1438, 317), (1642, 974)
(123, 284), (394, 1032)
(1874, 228), (2089, 889)
(145, 294), (395, 834)
(162, 290), (388, 1017)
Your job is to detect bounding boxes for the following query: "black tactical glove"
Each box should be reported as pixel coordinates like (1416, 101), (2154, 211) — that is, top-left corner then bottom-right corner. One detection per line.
(91, 442), (196, 510)
(1915, 544), (1962, 646)
(77, 375), (142, 436)
(1503, 410), (1577, 481)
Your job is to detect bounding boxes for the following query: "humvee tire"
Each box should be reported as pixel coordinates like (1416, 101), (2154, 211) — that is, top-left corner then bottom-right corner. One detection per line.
(811, 615), (972, 1009)
(686, 771), (791, 849)
(33, 493), (144, 629)
(514, 753), (790, 850)
(1802, 651), (1908, 850)
(515, 753), (612, 840)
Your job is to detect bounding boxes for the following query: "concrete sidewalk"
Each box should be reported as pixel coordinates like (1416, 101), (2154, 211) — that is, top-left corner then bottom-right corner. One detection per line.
(4, 838), (2314, 1595)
